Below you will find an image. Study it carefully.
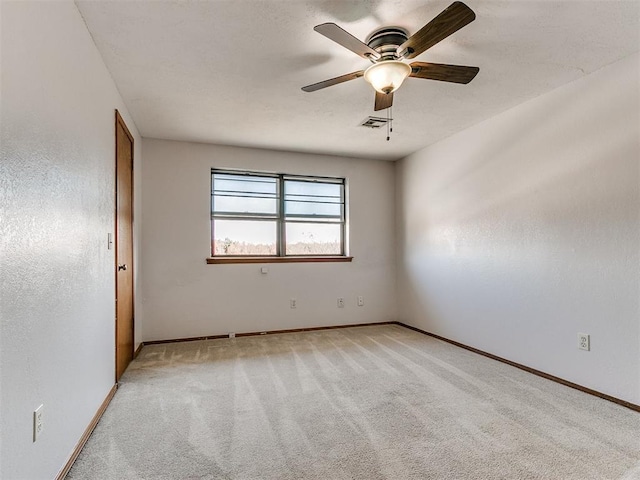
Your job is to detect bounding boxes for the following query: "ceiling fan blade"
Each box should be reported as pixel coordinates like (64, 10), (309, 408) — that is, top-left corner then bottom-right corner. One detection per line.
(398, 2), (475, 59)
(374, 91), (394, 111)
(314, 23), (381, 60)
(301, 71), (364, 92)
(409, 62), (480, 84)
(410, 62), (479, 84)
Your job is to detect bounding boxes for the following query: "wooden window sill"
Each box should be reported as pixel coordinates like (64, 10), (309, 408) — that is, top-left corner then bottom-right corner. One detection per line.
(206, 256), (353, 264)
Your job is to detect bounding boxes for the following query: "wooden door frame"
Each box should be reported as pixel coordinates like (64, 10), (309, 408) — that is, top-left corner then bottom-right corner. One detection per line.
(115, 109), (135, 382)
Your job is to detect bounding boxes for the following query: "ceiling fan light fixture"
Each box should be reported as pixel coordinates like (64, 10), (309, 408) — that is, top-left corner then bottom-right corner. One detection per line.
(364, 60), (412, 94)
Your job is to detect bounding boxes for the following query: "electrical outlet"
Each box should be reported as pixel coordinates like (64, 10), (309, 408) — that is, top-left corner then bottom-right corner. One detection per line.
(33, 404), (43, 442)
(578, 333), (590, 351)
(228, 332), (235, 338)
(337, 297), (345, 308)
(357, 296), (364, 306)
(290, 298), (297, 309)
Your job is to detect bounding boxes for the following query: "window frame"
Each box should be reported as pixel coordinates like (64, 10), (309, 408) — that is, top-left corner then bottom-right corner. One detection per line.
(209, 169), (350, 262)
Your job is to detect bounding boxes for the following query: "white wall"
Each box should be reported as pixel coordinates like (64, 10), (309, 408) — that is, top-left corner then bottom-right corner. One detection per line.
(396, 53), (640, 405)
(141, 139), (396, 341)
(0, 2), (142, 478)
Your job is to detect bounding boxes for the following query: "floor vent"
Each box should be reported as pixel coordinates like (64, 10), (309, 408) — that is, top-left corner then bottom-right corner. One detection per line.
(360, 116), (389, 128)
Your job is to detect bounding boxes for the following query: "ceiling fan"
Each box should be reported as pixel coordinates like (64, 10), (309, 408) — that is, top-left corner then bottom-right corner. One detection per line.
(302, 1), (479, 112)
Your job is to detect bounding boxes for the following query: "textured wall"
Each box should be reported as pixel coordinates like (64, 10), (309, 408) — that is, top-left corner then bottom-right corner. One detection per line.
(141, 139), (396, 341)
(396, 53), (640, 405)
(0, 2), (141, 478)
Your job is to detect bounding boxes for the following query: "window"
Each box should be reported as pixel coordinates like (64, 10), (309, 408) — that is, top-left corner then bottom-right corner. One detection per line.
(210, 170), (348, 261)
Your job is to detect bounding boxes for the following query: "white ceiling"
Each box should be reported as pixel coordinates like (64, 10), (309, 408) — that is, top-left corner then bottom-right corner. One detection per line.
(76, 0), (639, 161)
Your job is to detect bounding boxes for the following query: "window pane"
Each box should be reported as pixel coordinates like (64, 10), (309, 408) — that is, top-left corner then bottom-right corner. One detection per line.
(213, 175), (277, 196)
(285, 201), (341, 218)
(213, 220), (277, 255)
(284, 180), (343, 219)
(286, 223), (341, 255)
(285, 180), (341, 198)
(213, 174), (278, 215)
(213, 195), (277, 215)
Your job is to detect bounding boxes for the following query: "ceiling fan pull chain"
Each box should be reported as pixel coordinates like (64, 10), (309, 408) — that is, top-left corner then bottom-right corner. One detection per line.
(386, 107), (390, 141)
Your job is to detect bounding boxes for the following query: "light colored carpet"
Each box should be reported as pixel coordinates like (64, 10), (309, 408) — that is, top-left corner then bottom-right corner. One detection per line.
(68, 324), (640, 480)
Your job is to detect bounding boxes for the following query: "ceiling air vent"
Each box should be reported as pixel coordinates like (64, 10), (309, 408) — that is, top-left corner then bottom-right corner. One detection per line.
(360, 116), (389, 128)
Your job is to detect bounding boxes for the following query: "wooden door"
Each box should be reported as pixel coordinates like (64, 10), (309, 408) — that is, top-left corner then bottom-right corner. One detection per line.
(115, 110), (134, 381)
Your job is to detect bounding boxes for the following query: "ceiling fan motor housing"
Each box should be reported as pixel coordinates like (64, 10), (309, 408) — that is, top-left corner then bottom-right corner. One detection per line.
(366, 27), (409, 61)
